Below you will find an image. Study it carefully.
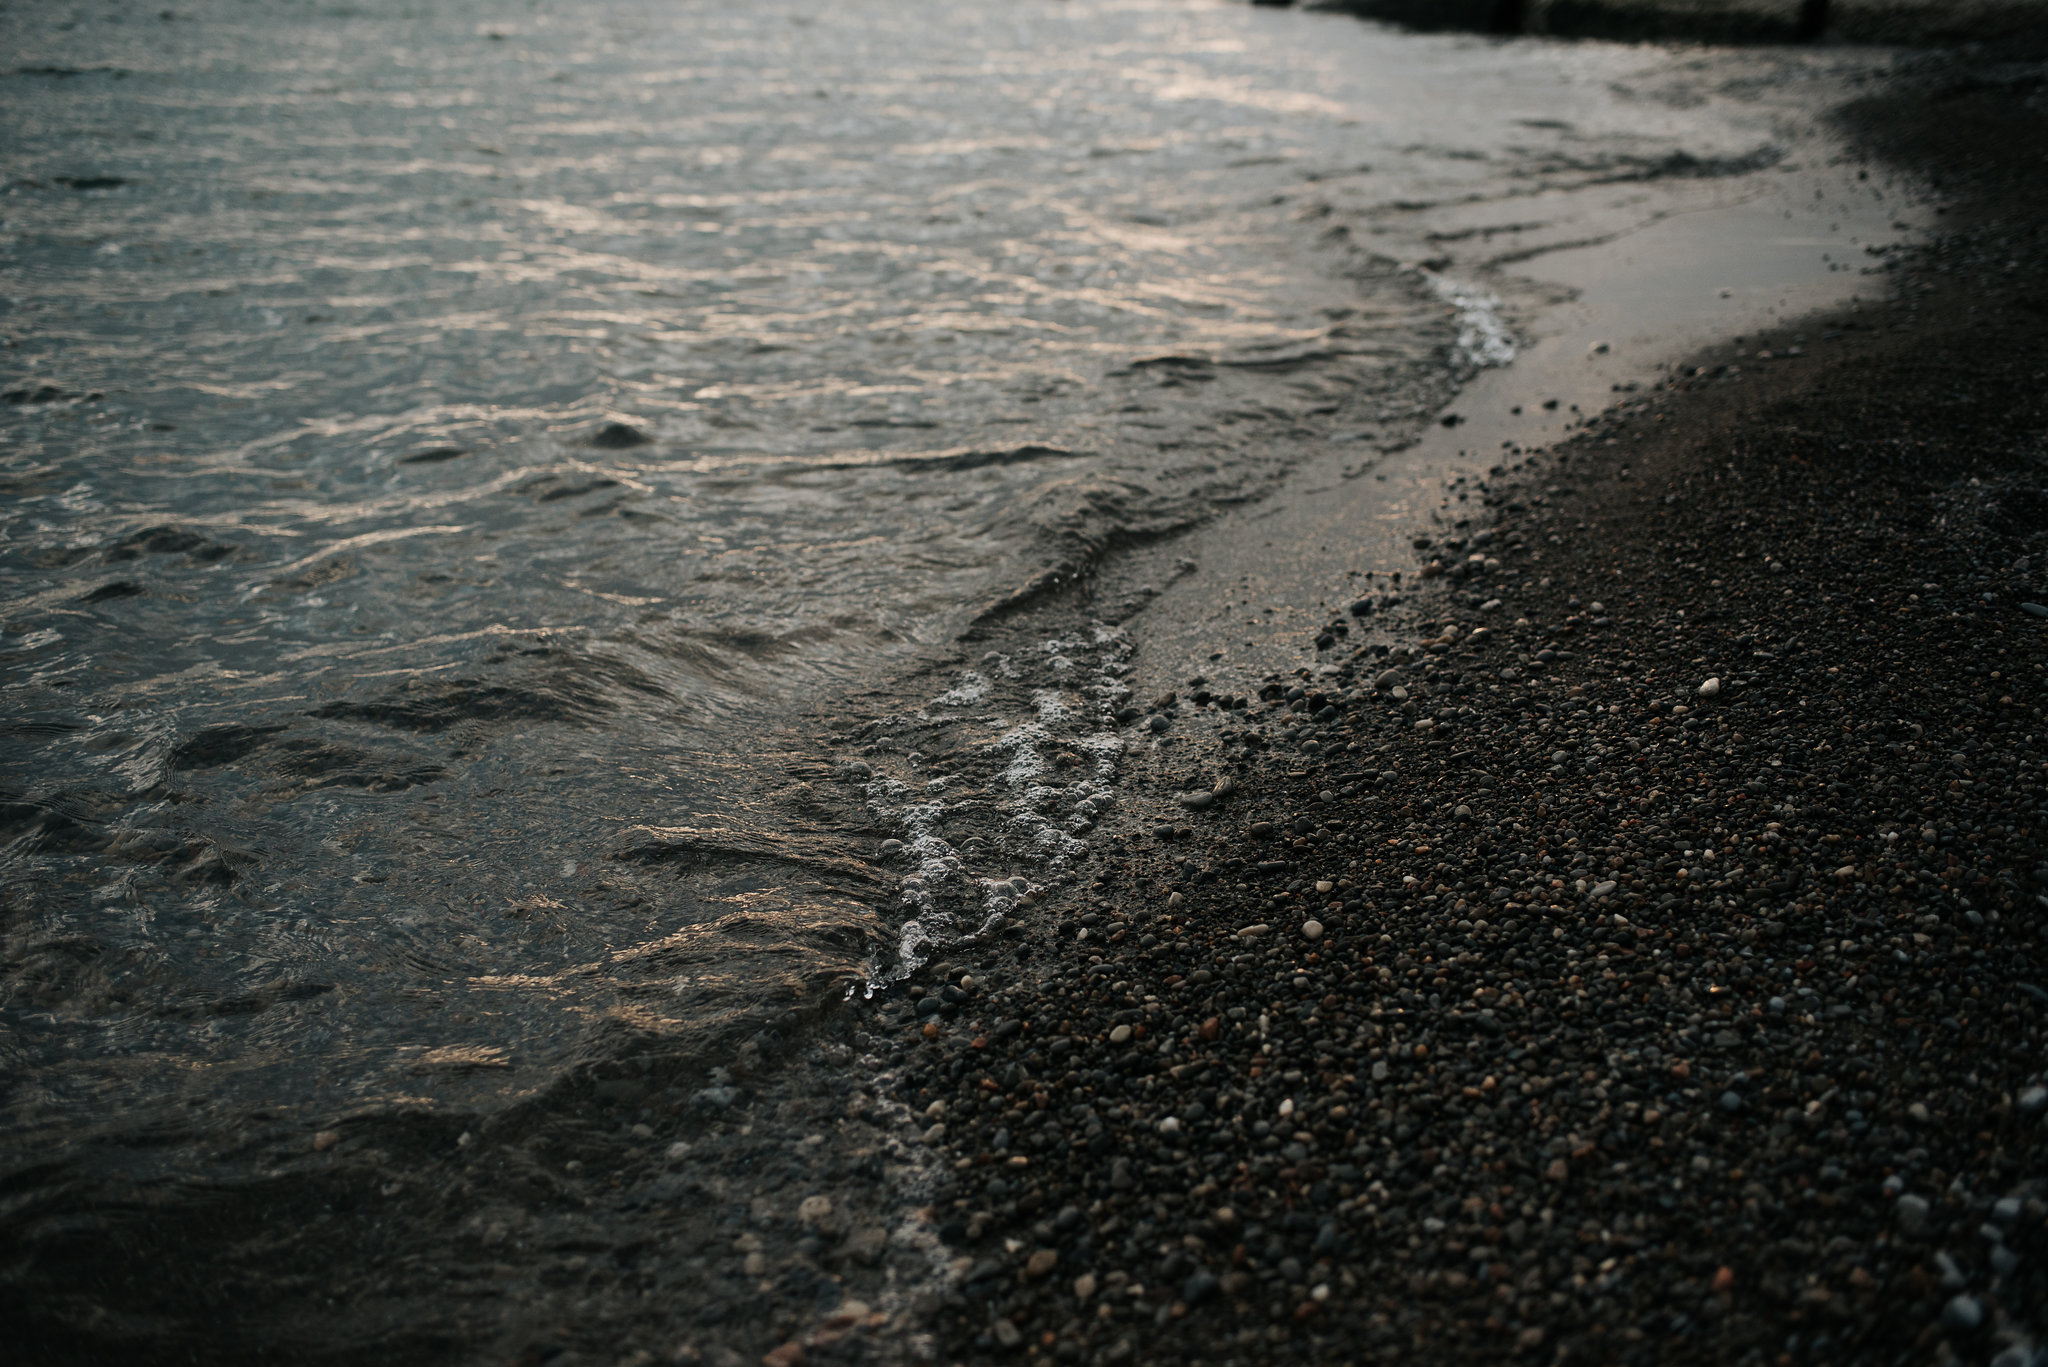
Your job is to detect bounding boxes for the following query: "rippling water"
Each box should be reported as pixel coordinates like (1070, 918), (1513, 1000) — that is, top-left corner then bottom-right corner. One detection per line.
(2, 0), (1823, 1153)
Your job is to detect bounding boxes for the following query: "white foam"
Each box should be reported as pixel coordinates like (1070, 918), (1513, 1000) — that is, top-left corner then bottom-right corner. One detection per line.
(1423, 271), (1516, 370)
(858, 625), (1135, 987)
(930, 671), (989, 708)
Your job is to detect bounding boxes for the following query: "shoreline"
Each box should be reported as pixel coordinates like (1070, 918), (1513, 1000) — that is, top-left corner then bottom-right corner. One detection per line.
(7, 32), (2045, 1367)
(878, 48), (2048, 1367)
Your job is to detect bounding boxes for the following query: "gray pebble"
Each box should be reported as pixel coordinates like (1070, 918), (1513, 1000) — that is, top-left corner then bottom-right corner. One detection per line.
(1941, 1293), (1983, 1332)
(1895, 1193), (1931, 1233)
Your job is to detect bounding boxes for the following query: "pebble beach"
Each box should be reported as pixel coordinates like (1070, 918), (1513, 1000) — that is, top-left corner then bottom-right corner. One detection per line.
(6, 15), (2046, 1367)
(855, 54), (2048, 1367)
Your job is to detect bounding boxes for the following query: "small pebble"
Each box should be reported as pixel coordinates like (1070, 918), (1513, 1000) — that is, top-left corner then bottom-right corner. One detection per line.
(1300, 920), (1324, 942)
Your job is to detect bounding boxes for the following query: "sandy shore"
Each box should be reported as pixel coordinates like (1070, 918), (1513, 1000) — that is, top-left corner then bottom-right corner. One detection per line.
(868, 49), (2048, 1367)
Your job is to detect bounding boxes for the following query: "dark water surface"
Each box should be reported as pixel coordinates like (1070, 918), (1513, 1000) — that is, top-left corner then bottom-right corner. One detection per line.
(2, 0), (1867, 1176)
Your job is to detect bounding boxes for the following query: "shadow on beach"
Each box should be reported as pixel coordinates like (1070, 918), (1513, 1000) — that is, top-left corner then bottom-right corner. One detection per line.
(1314, 0), (2048, 49)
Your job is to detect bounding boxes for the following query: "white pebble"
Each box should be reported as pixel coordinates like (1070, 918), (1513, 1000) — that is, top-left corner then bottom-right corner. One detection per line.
(1301, 920), (1325, 942)
(1895, 1193), (1930, 1232)
(1698, 677), (1722, 698)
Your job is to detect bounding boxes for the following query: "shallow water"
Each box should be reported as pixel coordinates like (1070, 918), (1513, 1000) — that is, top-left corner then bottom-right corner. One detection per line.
(1, 0), (1888, 1156)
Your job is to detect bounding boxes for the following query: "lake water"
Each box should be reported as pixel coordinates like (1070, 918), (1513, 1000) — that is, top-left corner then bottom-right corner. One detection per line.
(1, 0), (1885, 1162)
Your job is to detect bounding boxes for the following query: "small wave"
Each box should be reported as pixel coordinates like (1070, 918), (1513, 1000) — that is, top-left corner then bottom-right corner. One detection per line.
(1422, 271), (1517, 370)
(850, 627), (1132, 988)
